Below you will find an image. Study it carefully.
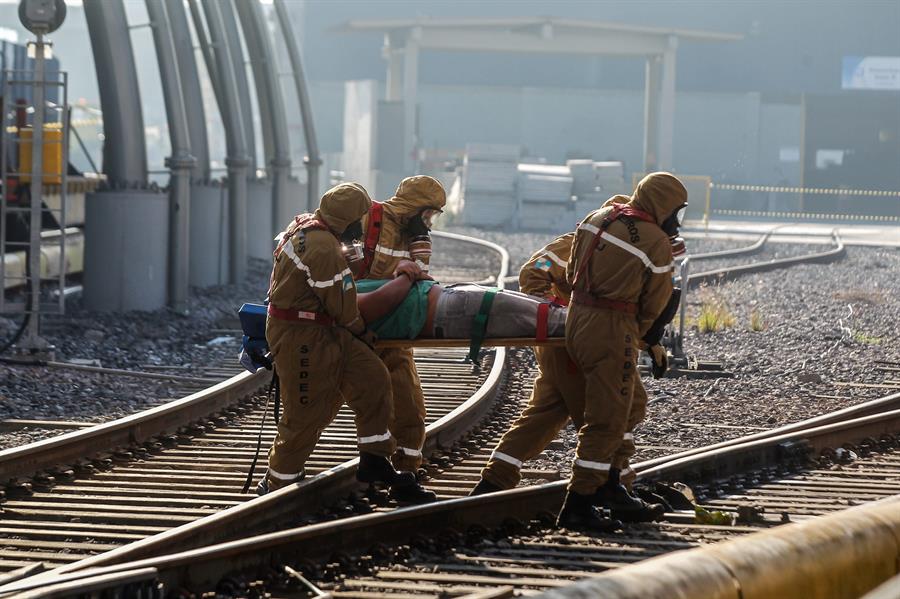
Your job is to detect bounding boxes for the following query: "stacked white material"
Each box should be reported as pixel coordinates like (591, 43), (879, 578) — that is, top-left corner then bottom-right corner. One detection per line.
(460, 143), (520, 227)
(567, 159), (626, 205)
(517, 163), (576, 230)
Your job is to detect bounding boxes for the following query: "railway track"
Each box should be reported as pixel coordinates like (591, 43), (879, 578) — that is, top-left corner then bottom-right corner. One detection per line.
(0, 232), (511, 580)
(0, 229), (872, 597)
(9, 390), (898, 597)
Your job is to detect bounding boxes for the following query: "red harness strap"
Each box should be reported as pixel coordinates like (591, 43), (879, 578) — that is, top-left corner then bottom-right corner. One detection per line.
(551, 295), (569, 307)
(536, 302), (550, 342)
(361, 202), (384, 276)
(571, 203), (657, 289)
(270, 214), (331, 297)
(274, 213), (329, 259)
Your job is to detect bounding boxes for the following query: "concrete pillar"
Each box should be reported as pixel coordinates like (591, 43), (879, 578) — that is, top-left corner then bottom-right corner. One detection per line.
(384, 34), (403, 102)
(643, 55), (661, 174)
(658, 36), (678, 171)
(402, 33), (420, 174)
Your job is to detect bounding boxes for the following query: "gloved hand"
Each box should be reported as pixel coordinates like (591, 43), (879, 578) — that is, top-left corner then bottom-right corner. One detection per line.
(394, 260), (433, 282)
(393, 260), (423, 281)
(648, 344), (668, 379)
(355, 328), (378, 350)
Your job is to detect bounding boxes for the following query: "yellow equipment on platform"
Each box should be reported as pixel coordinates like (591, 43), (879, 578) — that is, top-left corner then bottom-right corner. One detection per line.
(18, 126), (64, 184)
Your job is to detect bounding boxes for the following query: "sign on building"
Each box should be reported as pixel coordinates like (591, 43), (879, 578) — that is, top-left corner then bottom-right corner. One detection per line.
(842, 56), (900, 90)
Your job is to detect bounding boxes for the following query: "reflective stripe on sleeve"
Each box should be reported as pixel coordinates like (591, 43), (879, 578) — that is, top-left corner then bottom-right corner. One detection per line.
(574, 459), (611, 471)
(267, 467), (304, 481)
(358, 431), (392, 444)
(580, 222), (600, 235)
(375, 244), (411, 258)
(541, 250), (568, 268)
(491, 451), (523, 468)
(399, 447), (423, 458)
(282, 241), (353, 288)
(623, 432), (634, 441)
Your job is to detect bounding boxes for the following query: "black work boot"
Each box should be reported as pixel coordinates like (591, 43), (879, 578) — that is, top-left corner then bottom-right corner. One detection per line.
(557, 491), (622, 532)
(594, 469), (666, 522)
(390, 479), (437, 504)
(357, 452), (417, 487)
(469, 478), (503, 496)
(256, 469), (304, 496)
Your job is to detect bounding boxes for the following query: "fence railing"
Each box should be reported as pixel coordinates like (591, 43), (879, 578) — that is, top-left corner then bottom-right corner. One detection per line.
(631, 174), (900, 224)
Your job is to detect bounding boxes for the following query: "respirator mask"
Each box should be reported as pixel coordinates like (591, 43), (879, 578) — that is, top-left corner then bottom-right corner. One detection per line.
(662, 204), (688, 258)
(340, 220), (365, 263)
(407, 208), (442, 264)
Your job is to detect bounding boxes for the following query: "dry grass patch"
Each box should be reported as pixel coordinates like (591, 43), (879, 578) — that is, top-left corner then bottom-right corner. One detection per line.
(749, 309), (766, 332)
(696, 300), (736, 333)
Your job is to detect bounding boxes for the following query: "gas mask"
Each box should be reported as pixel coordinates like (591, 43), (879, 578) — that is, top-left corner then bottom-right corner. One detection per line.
(340, 220), (364, 264)
(662, 204), (688, 257)
(407, 208), (441, 266)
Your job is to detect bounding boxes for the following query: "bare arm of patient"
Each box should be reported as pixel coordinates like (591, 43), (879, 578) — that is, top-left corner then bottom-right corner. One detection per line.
(357, 276), (414, 324)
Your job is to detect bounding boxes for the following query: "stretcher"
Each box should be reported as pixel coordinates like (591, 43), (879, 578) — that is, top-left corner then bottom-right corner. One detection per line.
(238, 302), (568, 372)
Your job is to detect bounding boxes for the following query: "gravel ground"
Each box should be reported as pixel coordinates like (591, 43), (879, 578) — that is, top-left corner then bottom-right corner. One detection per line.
(2, 226), (898, 469)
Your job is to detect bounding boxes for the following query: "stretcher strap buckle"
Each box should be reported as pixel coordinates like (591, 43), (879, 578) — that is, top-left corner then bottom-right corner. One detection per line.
(267, 304), (335, 326)
(571, 290), (638, 314)
(468, 288), (500, 362)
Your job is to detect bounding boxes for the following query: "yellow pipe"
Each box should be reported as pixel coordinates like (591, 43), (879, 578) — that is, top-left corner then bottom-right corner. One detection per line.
(544, 496), (900, 599)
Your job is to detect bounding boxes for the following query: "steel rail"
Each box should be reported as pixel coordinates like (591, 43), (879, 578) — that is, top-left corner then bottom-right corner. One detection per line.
(6, 397), (899, 596)
(0, 369), (269, 482)
(2, 231), (511, 583)
(684, 230), (844, 288)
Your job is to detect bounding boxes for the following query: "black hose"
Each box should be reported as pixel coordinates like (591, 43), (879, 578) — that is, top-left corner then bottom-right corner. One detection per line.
(0, 311), (28, 355)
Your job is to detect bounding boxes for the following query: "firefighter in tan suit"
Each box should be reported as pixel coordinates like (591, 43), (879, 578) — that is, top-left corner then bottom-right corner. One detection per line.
(558, 172), (687, 530)
(258, 182), (429, 502)
(472, 230), (661, 509)
(358, 176), (446, 502)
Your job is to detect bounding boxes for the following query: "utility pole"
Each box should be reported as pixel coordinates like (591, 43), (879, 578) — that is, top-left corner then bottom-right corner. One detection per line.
(17, 0), (67, 358)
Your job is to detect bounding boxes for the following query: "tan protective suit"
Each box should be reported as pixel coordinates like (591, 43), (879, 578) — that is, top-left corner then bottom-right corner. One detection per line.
(360, 176), (446, 471)
(565, 172), (686, 495)
(265, 183), (395, 490)
(479, 232), (648, 489)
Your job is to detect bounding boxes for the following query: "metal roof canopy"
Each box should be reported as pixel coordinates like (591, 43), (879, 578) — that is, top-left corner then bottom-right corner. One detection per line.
(343, 17), (742, 173)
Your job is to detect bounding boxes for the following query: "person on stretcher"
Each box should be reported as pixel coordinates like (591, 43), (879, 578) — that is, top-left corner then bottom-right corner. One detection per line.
(357, 260), (565, 341)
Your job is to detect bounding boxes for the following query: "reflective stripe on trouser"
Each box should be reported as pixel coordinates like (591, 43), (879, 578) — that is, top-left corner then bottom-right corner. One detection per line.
(379, 347), (427, 471)
(266, 321), (395, 490)
(566, 305), (640, 495)
(612, 377), (648, 471)
(481, 345), (586, 489)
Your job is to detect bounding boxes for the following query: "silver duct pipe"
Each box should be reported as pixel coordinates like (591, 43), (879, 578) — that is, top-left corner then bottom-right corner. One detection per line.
(145, 0), (196, 314)
(273, 0), (321, 211)
(235, 0), (292, 233)
(165, 0), (209, 181)
(83, 0), (147, 185)
(198, 0), (250, 283)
